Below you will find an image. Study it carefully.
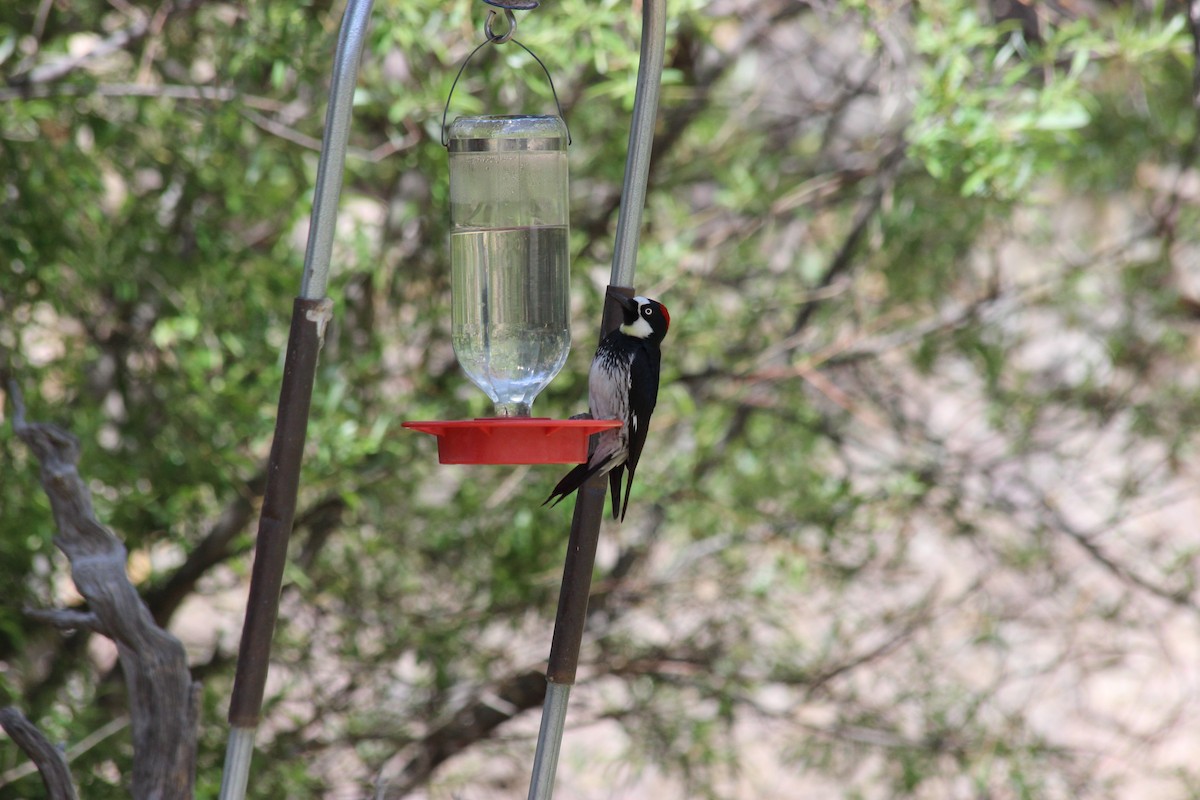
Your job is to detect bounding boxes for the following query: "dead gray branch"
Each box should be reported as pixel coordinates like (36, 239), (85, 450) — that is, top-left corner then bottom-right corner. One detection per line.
(8, 382), (200, 800)
(0, 707), (78, 800)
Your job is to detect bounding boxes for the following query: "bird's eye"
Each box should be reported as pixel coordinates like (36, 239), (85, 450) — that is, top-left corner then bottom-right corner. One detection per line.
(642, 307), (652, 317)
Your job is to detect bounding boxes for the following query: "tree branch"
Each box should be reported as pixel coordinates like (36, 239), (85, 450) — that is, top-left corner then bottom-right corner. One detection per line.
(0, 707), (78, 800)
(6, 0), (206, 88)
(575, 0), (811, 269)
(10, 382), (200, 800)
(788, 141), (906, 338)
(0, 82), (289, 110)
(24, 607), (104, 634)
(1035, 492), (1196, 611)
(144, 471), (265, 627)
(1189, 0), (1200, 115)
(371, 511), (668, 795)
(381, 669), (548, 798)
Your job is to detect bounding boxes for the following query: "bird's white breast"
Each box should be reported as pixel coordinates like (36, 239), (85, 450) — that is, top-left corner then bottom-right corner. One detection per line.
(619, 316), (654, 339)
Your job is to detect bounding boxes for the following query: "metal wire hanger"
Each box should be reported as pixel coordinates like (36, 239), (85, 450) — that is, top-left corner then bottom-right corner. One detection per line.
(440, 2), (571, 147)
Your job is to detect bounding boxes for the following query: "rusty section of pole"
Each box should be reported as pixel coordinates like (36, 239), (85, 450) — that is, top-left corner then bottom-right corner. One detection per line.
(532, 0), (670, 795)
(545, 478), (606, 684)
(544, 286), (634, 685)
(228, 297), (333, 728)
(220, 2), (370, 797)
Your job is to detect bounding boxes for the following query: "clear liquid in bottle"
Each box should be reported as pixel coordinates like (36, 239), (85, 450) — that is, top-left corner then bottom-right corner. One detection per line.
(451, 225), (570, 417)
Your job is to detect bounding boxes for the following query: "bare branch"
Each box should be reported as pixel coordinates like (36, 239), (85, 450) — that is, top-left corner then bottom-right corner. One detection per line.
(241, 109), (421, 163)
(1189, 0), (1200, 115)
(1036, 493), (1196, 611)
(380, 669), (548, 798)
(9, 382), (199, 800)
(0, 82), (290, 110)
(788, 142), (906, 338)
(144, 471), (265, 627)
(6, 0), (206, 88)
(370, 510), (668, 795)
(0, 716), (130, 791)
(25, 607), (103, 634)
(0, 707), (78, 800)
(801, 590), (940, 698)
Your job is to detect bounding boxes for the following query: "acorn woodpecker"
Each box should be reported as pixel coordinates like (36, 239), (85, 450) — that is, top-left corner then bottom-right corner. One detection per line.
(544, 291), (671, 521)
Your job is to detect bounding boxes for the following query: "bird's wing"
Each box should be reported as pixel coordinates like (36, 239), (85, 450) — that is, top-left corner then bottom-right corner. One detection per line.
(618, 345), (661, 520)
(587, 343), (631, 472)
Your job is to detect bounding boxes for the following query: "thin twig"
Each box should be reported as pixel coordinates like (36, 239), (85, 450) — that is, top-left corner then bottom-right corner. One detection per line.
(1189, 0), (1200, 115)
(7, 0), (205, 87)
(789, 141), (906, 338)
(136, 2), (173, 84)
(31, 0), (54, 43)
(0, 81), (288, 111)
(241, 108), (421, 162)
(0, 715), (128, 791)
(1036, 493), (1195, 610)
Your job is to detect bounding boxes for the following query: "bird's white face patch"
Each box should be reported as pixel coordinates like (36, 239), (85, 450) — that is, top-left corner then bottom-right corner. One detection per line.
(620, 297), (655, 339)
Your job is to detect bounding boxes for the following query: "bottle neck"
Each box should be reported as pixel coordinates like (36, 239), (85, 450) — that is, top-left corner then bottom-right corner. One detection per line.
(493, 400), (532, 418)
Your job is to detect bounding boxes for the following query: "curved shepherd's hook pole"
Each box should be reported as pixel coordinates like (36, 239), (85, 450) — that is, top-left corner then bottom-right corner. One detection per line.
(527, 0), (668, 798)
(215, 0), (665, 796)
(218, 1), (375, 799)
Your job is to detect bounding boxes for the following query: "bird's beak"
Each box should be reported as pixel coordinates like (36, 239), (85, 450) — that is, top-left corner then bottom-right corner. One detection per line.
(606, 288), (638, 313)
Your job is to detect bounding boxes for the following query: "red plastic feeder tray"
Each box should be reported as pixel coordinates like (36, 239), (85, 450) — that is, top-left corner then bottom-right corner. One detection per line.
(401, 418), (622, 465)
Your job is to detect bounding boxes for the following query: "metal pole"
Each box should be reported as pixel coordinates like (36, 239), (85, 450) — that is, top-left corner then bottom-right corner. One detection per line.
(526, 1), (667, 798)
(298, 0), (375, 302)
(609, 0), (668, 290)
(218, 2), (375, 799)
(527, 683), (571, 794)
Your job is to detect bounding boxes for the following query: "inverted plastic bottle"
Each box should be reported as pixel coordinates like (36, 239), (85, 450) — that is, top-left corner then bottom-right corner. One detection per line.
(447, 115), (571, 418)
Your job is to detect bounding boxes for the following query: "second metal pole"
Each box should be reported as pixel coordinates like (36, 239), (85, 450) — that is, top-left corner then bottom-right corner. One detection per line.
(526, 0), (667, 795)
(218, 1), (375, 798)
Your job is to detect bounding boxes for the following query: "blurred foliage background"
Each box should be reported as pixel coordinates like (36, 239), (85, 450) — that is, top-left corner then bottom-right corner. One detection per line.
(4, 0), (1200, 797)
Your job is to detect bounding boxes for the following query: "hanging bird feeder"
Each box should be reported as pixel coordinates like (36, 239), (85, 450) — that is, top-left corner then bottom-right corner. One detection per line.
(220, 3), (665, 800)
(403, 8), (619, 464)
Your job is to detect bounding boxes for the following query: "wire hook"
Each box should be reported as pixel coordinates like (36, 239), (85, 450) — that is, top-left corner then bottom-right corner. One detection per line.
(484, 8), (517, 43)
(440, 29), (572, 147)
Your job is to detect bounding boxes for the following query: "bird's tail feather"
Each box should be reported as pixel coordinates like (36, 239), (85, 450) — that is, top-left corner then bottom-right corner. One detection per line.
(618, 466), (636, 522)
(609, 469), (623, 521)
(543, 456), (613, 508)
